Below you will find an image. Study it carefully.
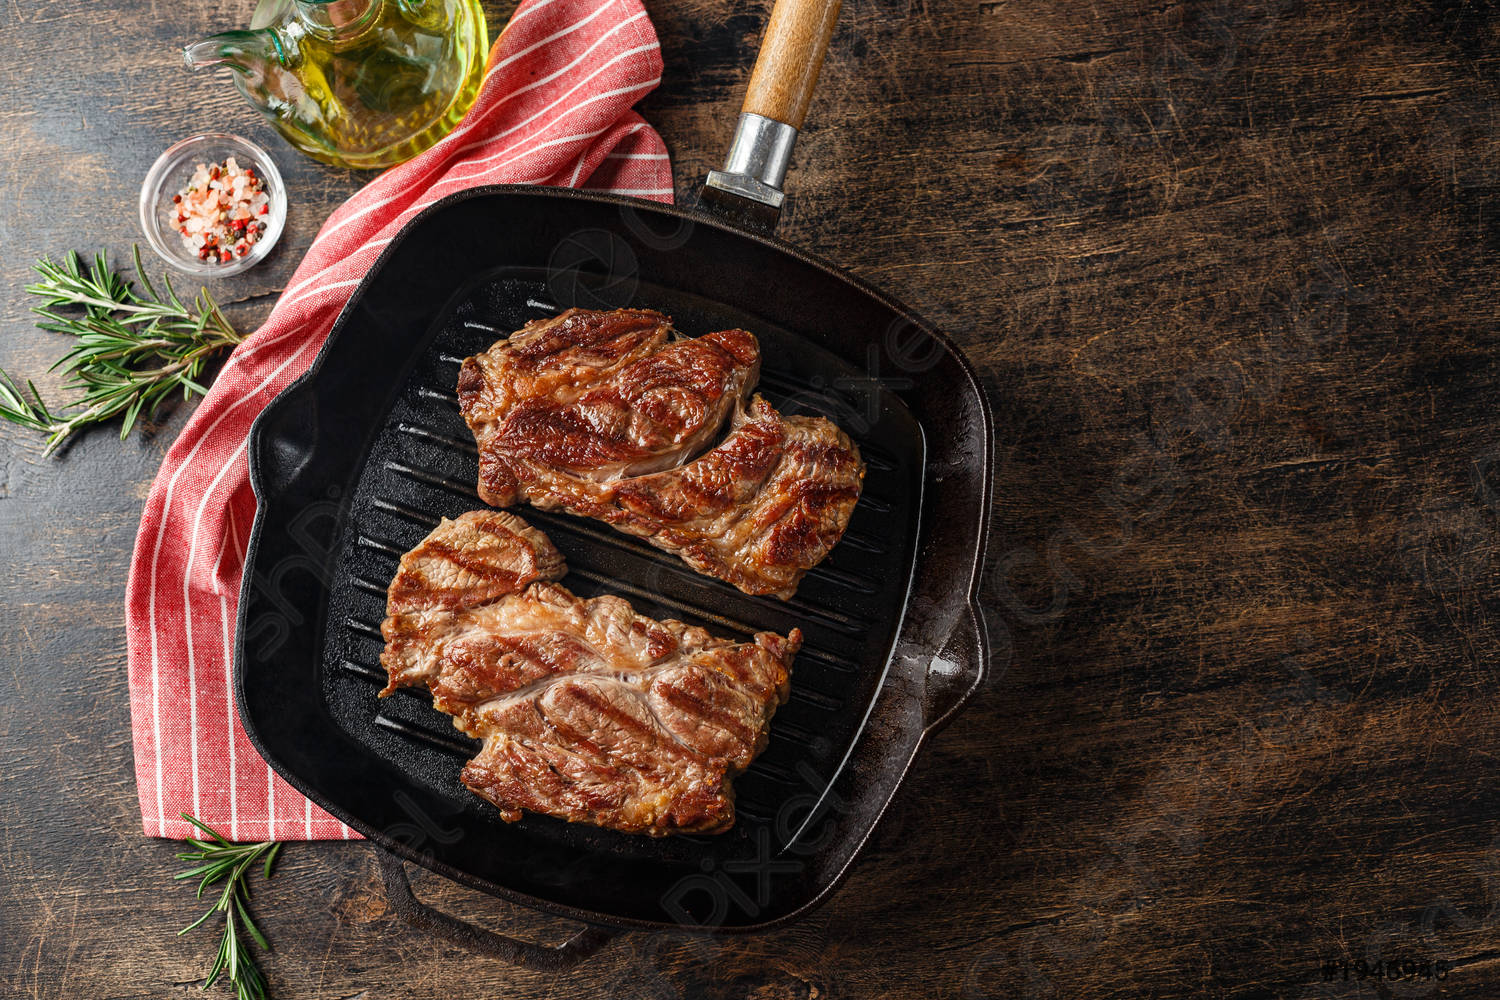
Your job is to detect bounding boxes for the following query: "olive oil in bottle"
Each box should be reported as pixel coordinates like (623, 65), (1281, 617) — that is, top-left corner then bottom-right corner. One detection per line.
(186, 0), (489, 170)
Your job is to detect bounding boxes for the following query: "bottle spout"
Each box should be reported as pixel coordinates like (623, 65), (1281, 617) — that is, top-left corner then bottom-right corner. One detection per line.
(184, 36), (228, 70)
(183, 29), (288, 75)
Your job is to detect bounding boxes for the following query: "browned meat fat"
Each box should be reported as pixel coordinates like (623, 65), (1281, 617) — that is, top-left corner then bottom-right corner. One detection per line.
(379, 510), (801, 836)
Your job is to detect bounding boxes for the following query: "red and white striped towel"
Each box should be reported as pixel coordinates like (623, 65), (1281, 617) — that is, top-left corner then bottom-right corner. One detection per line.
(125, 0), (672, 841)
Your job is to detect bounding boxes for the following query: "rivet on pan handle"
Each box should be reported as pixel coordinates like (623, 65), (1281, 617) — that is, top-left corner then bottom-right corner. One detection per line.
(702, 0), (842, 231)
(921, 602), (990, 736)
(377, 851), (618, 968)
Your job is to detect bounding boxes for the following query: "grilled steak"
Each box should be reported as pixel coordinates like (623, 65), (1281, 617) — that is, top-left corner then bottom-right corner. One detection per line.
(463, 321), (761, 502)
(457, 307), (672, 433)
(518, 396), (864, 599)
(459, 308), (865, 599)
(379, 510), (801, 835)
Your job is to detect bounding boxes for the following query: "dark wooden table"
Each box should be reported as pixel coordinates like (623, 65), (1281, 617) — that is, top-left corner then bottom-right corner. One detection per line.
(4, 0), (1500, 996)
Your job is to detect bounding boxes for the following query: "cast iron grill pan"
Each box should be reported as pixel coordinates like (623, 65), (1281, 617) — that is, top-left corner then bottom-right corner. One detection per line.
(325, 268), (922, 882)
(240, 187), (991, 938)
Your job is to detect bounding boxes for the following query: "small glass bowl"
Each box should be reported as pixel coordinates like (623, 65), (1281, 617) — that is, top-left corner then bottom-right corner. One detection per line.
(139, 133), (287, 278)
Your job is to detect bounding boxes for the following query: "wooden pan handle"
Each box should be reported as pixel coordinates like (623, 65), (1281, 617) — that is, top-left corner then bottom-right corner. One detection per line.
(742, 0), (843, 128)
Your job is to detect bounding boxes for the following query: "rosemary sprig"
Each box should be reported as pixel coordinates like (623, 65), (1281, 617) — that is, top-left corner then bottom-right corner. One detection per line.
(176, 813), (283, 1000)
(0, 247), (244, 455)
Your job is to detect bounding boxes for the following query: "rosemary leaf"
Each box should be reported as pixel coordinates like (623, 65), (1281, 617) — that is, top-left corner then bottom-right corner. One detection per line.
(0, 371), (54, 432)
(176, 812), (280, 1000)
(0, 247), (245, 455)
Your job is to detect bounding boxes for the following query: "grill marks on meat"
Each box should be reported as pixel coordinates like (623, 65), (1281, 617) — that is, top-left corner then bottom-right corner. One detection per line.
(526, 397), (865, 599)
(459, 308), (865, 599)
(478, 327), (761, 495)
(382, 511), (565, 692)
(457, 307), (671, 423)
(459, 309), (756, 504)
(379, 510), (801, 835)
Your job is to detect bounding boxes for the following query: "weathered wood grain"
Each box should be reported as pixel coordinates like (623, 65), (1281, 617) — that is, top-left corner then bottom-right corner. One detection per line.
(3, 0), (1500, 997)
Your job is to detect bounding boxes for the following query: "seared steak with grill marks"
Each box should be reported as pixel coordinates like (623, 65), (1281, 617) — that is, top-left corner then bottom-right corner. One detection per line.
(458, 308), (865, 599)
(518, 396), (864, 599)
(463, 324), (761, 502)
(457, 308), (672, 430)
(379, 510), (801, 836)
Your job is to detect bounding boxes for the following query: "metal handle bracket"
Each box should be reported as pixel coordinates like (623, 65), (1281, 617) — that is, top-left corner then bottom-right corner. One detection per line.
(705, 113), (800, 210)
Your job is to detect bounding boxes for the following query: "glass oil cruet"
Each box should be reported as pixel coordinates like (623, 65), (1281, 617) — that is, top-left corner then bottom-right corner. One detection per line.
(185, 0), (489, 170)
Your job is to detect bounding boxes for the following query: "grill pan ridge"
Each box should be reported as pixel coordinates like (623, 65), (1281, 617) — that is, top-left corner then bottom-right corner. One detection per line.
(238, 185), (992, 933)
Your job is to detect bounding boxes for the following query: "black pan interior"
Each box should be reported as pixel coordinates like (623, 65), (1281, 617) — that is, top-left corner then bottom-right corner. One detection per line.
(327, 266), (922, 862)
(241, 187), (989, 930)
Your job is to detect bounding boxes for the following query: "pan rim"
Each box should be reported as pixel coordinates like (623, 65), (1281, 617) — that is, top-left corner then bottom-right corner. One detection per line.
(237, 182), (995, 932)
